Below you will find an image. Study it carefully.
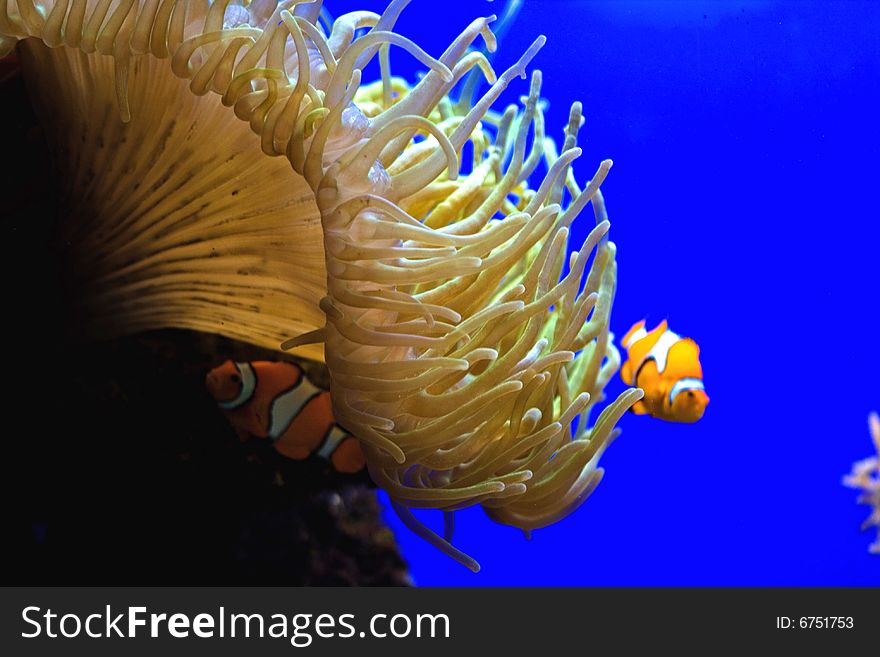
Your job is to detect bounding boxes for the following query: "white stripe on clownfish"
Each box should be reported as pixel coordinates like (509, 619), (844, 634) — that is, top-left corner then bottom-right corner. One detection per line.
(267, 374), (323, 441)
(316, 425), (349, 461)
(637, 328), (683, 376)
(217, 362), (257, 410)
(669, 378), (705, 404)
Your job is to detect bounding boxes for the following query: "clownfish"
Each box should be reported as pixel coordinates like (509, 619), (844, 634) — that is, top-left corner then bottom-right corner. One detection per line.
(205, 360), (366, 473)
(620, 320), (709, 423)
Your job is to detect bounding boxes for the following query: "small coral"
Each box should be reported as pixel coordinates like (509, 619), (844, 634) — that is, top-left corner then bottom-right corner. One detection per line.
(842, 412), (880, 554)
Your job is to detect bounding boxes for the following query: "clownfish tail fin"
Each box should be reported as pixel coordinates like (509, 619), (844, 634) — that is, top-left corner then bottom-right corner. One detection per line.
(328, 433), (367, 474)
(620, 359), (633, 385)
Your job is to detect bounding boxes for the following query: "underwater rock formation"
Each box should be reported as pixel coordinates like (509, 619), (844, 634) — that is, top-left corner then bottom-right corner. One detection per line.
(5, 324), (412, 583)
(2, 0), (641, 570)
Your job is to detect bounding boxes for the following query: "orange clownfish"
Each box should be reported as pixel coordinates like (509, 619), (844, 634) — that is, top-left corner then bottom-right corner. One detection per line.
(205, 360), (366, 473)
(620, 320), (709, 423)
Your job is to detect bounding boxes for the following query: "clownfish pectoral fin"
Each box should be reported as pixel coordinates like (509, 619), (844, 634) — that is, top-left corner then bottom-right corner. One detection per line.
(630, 399), (650, 415)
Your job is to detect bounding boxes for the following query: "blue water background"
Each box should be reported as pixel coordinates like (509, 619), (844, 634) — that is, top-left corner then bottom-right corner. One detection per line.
(333, 0), (879, 585)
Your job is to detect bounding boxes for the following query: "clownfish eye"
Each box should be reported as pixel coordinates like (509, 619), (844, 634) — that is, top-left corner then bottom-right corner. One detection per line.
(230, 374), (241, 384)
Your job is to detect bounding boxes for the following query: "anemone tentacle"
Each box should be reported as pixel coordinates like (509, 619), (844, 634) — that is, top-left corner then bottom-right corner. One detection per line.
(2, 0), (642, 570)
(843, 413), (880, 555)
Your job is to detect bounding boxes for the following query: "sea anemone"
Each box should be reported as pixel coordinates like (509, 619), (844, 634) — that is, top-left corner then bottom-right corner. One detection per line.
(2, 0), (642, 570)
(843, 413), (880, 554)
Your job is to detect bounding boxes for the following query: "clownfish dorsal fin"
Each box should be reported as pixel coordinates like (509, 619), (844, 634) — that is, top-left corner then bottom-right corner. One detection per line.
(622, 320), (647, 349)
(625, 320), (668, 371)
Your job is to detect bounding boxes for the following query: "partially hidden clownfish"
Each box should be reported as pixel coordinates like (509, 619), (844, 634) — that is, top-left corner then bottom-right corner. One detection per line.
(620, 320), (709, 423)
(205, 360), (366, 473)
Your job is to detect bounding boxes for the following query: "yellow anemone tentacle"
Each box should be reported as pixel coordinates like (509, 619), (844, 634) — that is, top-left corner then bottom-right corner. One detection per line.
(2, 0), (642, 570)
